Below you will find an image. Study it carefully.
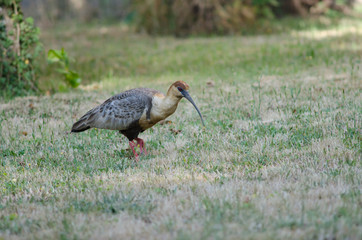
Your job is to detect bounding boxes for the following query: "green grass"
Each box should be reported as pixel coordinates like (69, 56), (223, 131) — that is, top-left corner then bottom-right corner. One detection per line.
(0, 16), (361, 239)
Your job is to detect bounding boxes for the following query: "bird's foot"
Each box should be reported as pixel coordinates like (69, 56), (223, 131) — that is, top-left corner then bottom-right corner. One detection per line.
(129, 141), (139, 162)
(128, 138), (146, 162)
(135, 138), (147, 155)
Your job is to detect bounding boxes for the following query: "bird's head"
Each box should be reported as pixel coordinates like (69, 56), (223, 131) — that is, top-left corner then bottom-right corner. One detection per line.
(168, 80), (190, 98)
(168, 81), (205, 126)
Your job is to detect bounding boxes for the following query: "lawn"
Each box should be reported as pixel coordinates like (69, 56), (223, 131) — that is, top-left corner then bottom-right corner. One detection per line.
(0, 17), (361, 239)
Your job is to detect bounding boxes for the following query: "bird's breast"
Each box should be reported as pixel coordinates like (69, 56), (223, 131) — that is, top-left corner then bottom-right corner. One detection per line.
(138, 94), (178, 130)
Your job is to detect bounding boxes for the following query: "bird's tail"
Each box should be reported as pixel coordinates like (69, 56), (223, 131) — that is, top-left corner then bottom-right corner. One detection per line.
(71, 110), (94, 133)
(71, 122), (90, 132)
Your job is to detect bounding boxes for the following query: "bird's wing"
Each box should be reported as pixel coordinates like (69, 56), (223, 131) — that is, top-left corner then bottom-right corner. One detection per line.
(72, 89), (157, 131)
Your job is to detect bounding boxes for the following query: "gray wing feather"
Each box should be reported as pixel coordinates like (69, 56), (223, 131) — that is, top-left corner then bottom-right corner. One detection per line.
(72, 88), (159, 132)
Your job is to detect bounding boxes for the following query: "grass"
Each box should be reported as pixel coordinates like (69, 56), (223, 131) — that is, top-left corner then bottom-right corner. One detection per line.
(0, 16), (361, 239)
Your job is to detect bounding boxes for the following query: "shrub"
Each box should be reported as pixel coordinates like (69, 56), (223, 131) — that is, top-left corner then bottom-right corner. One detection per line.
(133, 0), (279, 36)
(47, 48), (81, 90)
(132, 0), (356, 36)
(0, 0), (42, 98)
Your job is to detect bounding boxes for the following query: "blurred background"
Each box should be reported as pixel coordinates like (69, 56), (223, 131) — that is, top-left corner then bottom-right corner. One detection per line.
(21, 0), (360, 34)
(1, 0), (361, 98)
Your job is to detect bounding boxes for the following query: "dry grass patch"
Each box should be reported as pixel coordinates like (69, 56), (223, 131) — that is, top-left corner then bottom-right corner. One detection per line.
(1, 20), (361, 239)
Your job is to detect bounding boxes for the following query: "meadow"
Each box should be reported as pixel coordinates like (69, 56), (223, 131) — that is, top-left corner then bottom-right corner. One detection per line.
(0, 17), (361, 239)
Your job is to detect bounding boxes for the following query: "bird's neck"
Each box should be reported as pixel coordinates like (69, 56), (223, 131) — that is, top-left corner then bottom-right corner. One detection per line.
(152, 93), (181, 119)
(162, 93), (182, 113)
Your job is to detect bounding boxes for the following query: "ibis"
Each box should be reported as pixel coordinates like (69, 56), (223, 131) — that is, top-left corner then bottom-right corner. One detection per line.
(71, 81), (204, 161)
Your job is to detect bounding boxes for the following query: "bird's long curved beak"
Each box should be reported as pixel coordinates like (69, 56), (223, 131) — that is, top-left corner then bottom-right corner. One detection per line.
(180, 89), (205, 126)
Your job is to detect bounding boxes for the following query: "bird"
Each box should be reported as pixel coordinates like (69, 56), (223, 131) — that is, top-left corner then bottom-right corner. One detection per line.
(71, 81), (204, 161)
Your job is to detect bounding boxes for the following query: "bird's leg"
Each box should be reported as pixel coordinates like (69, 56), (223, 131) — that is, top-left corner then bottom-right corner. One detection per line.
(129, 141), (139, 162)
(135, 138), (147, 155)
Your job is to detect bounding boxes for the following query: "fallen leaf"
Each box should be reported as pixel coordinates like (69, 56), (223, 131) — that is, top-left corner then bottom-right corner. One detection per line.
(142, 216), (151, 224)
(160, 120), (173, 125)
(170, 128), (181, 135)
(206, 80), (215, 87)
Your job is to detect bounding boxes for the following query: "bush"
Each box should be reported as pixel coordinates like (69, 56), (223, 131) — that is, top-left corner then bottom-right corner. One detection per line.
(132, 0), (356, 36)
(132, 0), (280, 36)
(47, 48), (82, 90)
(0, 0), (42, 98)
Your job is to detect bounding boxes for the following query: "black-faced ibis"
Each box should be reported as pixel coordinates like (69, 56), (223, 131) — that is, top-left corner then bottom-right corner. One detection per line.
(71, 81), (204, 161)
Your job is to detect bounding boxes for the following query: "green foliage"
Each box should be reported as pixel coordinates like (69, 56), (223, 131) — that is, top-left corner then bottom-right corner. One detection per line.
(47, 48), (81, 89)
(133, 0), (279, 36)
(0, 0), (42, 98)
(252, 0), (279, 19)
(132, 0), (356, 36)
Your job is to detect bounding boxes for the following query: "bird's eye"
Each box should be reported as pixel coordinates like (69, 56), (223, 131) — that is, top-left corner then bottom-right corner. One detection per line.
(177, 87), (183, 92)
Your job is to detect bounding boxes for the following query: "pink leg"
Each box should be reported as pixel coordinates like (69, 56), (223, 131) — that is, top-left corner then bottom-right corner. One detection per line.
(135, 138), (147, 155)
(129, 141), (139, 162)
